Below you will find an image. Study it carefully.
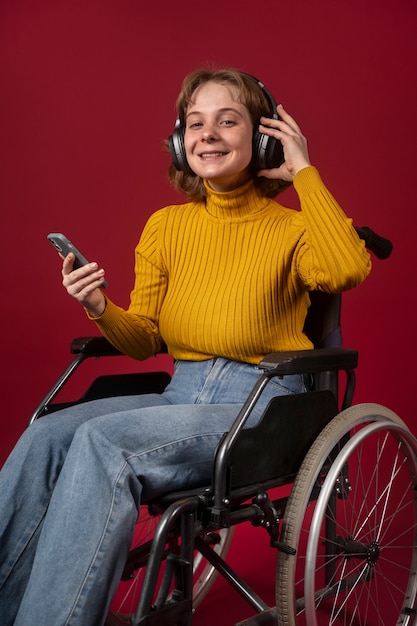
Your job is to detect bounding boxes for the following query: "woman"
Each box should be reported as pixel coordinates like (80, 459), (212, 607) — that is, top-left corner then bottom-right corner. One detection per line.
(0, 68), (371, 625)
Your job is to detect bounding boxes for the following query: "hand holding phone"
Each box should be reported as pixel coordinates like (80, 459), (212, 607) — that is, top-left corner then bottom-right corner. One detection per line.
(47, 233), (108, 288)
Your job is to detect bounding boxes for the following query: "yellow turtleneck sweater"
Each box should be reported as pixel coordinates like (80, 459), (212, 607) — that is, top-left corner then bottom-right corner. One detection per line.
(93, 167), (371, 364)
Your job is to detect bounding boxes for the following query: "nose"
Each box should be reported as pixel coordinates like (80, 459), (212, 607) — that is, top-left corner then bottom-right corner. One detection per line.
(202, 124), (218, 141)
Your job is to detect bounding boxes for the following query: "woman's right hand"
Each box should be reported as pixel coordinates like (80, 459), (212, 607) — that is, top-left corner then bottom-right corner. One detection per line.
(62, 253), (107, 317)
(257, 105), (311, 181)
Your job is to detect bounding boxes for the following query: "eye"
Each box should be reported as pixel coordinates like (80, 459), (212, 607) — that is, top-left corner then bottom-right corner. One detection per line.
(220, 119), (236, 126)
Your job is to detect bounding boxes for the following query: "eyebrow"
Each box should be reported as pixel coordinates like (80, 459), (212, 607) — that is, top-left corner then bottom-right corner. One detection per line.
(185, 106), (244, 120)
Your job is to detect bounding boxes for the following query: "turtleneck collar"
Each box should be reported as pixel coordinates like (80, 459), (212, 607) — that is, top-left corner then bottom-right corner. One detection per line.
(203, 179), (270, 220)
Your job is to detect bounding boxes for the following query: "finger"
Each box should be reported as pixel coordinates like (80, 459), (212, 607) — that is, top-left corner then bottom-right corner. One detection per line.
(62, 261), (105, 290)
(257, 165), (293, 182)
(62, 252), (75, 275)
(71, 279), (106, 298)
(64, 273), (107, 301)
(276, 104), (304, 133)
(260, 106), (302, 135)
(259, 119), (298, 144)
(257, 167), (280, 180)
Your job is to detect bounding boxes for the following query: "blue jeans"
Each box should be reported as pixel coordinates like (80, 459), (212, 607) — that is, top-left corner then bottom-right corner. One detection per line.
(0, 358), (305, 626)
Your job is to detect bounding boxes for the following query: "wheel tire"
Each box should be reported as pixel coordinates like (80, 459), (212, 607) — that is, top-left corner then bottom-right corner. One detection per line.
(276, 403), (417, 626)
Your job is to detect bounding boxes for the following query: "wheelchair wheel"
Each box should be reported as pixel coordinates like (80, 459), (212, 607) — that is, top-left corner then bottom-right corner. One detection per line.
(107, 504), (234, 623)
(276, 403), (417, 626)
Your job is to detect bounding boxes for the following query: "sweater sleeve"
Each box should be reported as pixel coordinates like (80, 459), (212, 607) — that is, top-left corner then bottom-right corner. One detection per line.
(291, 167), (372, 293)
(90, 210), (168, 360)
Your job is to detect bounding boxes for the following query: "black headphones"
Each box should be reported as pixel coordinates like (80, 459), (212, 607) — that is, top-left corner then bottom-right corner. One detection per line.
(168, 73), (284, 174)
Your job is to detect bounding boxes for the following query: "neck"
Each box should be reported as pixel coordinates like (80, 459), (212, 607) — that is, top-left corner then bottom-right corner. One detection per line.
(203, 179), (269, 219)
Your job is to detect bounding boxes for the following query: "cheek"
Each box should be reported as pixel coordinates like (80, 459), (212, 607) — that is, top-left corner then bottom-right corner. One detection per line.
(245, 140), (253, 160)
(183, 132), (194, 156)
(241, 133), (254, 163)
(241, 128), (254, 152)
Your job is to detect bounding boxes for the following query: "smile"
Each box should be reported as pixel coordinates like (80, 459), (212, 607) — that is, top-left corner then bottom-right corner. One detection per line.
(200, 152), (227, 158)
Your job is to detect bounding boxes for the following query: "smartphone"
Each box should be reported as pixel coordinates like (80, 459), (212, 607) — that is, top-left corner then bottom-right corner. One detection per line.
(47, 232), (108, 288)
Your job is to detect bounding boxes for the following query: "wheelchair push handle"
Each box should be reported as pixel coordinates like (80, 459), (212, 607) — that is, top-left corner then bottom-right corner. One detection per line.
(354, 226), (393, 259)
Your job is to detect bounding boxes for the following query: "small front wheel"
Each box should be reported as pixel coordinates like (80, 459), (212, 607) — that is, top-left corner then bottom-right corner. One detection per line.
(107, 504), (234, 623)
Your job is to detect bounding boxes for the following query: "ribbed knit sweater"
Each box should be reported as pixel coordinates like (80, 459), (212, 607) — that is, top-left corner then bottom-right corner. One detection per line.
(93, 167), (371, 364)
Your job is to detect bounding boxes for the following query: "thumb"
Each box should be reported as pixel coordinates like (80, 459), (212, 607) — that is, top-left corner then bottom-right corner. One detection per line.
(257, 165), (293, 182)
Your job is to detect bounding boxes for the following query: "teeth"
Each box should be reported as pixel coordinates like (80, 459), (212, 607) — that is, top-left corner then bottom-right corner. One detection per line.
(201, 152), (224, 158)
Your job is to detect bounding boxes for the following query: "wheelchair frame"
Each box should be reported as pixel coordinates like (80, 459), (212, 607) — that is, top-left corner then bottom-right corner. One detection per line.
(28, 243), (417, 626)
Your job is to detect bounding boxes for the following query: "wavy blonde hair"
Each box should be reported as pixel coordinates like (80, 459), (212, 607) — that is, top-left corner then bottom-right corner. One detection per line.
(167, 68), (290, 201)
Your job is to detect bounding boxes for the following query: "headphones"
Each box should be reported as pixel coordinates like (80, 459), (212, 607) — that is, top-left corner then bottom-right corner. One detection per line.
(168, 73), (284, 174)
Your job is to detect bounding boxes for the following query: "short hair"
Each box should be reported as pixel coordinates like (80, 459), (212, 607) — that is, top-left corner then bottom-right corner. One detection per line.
(167, 68), (290, 201)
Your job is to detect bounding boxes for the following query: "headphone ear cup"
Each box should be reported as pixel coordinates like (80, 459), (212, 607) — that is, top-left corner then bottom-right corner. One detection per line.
(252, 128), (284, 170)
(169, 123), (189, 173)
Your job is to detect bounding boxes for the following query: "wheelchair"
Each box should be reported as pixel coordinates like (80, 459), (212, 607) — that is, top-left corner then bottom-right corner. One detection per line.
(29, 228), (417, 626)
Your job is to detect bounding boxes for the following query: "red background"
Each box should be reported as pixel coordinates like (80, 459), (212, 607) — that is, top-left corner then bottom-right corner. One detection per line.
(1, 1), (416, 622)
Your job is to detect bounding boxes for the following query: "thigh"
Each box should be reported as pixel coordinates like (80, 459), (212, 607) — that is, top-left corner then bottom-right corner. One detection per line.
(81, 401), (239, 448)
(27, 393), (172, 440)
(72, 402), (242, 500)
(4, 394), (173, 471)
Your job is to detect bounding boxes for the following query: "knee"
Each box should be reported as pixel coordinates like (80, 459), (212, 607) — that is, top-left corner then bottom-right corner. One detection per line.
(26, 413), (79, 450)
(68, 417), (118, 462)
(18, 416), (67, 452)
(2, 416), (75, 481)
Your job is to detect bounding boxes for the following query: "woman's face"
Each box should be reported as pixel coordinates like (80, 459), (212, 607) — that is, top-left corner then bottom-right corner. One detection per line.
(184, 80), (253, 192)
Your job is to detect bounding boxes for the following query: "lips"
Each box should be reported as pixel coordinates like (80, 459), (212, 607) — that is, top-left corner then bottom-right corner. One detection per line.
(199, 152), (227, 158)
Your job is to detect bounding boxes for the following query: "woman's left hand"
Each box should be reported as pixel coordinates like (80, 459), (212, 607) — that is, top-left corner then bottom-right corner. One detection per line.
(257, 104), (311, 182)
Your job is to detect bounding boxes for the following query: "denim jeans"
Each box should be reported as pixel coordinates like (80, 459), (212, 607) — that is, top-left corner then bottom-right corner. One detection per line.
(0, 358), (305, 626)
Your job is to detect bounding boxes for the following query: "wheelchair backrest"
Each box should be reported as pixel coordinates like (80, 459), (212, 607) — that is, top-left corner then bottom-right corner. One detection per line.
(303, 291), (342, 349)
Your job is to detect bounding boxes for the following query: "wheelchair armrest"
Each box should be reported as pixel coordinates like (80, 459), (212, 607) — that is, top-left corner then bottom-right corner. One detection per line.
(70, 336), (124, 357)
(259, 347), (358, 376)
(70, 336), (169, 358)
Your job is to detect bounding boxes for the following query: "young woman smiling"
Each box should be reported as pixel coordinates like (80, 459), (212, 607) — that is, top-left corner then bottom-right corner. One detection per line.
(0, 68), (371, 625)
